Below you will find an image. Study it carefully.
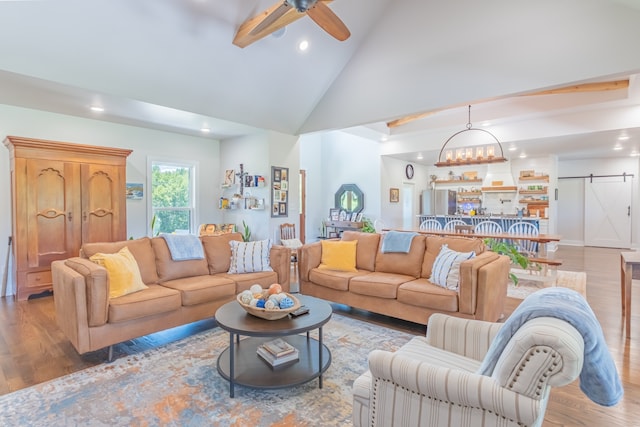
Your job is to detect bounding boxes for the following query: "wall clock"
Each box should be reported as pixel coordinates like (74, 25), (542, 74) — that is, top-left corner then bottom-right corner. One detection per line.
(405, 164), (414, 179)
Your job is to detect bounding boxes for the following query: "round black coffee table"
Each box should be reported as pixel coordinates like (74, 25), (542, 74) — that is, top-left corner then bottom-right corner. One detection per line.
(215, 294), (332, 397)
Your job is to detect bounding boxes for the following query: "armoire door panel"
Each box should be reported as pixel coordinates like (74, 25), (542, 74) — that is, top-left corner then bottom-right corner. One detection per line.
(26, 159), (81, 268)
(81, 163), (126, 243)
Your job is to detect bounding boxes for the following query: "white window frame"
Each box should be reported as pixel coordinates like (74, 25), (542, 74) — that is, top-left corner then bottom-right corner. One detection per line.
(147, 157), (198, 235)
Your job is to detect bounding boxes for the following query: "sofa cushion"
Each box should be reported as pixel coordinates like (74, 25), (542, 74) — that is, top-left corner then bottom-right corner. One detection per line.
(431, 245), (476, 290)
(374, 234), (426, 277)
(228, 239), (273, 274)
(318, 240), (358, 272)
(308, 268), (362, 291)
(108, 284), (182, 323)
(422, 235), (485, 278)
(81, 237), (159, 285)
(201, 232), (243, 274)
(224, 271), (280, 292)
(160, 275), (236, 306)
(341, 231), (380, 271)
(350, 272), (415, 299)
(398, 279), (459, 312)
(89, 246), (149, 298)
(152, 237), (210, 283)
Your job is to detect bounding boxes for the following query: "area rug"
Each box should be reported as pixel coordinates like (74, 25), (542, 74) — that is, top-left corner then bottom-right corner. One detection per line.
(507, 270), (587, 300)
(0, 314), (415, 427)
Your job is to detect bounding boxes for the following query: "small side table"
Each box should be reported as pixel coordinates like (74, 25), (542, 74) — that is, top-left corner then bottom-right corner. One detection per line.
(620, 252), (639, 339)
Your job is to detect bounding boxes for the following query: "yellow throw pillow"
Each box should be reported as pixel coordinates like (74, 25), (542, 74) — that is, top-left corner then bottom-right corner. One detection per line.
(318, 240), (358, 272)
(89, 246), (148, 298)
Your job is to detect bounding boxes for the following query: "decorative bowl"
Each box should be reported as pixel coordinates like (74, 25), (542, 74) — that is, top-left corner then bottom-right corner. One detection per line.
(236, 292), (301, 320)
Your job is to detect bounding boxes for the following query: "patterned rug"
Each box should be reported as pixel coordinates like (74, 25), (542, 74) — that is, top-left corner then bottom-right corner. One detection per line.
(507, 270), (587, 300)
(0, 314), (415, 427)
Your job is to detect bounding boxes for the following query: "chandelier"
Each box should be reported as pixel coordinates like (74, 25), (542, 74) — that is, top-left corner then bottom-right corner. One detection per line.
(435, 105), (507, 167)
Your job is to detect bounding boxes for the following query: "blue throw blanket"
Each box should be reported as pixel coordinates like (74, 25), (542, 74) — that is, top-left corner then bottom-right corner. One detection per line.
(477, 287), (623, 407)
(381, 231), (419, 253)
(160, 233), (204, 261)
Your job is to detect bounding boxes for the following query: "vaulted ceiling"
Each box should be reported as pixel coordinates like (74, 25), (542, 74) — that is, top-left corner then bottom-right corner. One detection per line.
(1, 0), (640, 162)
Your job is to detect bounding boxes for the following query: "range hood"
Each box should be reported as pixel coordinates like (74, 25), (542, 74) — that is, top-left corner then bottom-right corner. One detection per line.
(481, 162), (516, 190)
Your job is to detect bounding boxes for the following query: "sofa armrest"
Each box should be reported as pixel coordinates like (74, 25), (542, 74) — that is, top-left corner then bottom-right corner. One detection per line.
(298, 241), (322, 282)
(458, 252), (510, 321)
(367, 350), (541, 427)
(425, 313), (503, 361)
(61, 257), (109, 327)
(51, 260), (94, 355)
(269, 245), (291, 290)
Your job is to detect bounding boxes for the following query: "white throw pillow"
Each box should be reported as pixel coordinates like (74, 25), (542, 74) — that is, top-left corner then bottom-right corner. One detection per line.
(281, 238), (303, 249)
(228, 239), (273, 274)
(431, 244), (475, 290)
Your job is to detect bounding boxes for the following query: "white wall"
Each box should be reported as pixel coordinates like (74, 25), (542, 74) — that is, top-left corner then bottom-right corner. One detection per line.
(219, 131), (300, 242)
(0, 104), (222, 295)
(300, 130), (381, 242)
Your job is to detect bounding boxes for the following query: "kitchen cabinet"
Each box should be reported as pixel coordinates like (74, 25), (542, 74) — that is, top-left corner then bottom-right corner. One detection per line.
(4, 136), (131, 300)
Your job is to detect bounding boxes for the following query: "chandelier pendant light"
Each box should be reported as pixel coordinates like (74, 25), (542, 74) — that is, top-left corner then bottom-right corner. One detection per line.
(435, 105), (507, 167)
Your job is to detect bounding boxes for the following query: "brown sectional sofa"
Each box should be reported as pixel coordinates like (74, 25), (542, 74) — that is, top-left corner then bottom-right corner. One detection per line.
(51, 232), (290, 359)
(298, 231), (511, 325)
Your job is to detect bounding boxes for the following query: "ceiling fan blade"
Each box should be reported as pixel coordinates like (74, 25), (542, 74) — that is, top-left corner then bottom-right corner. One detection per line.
(249, 2), (292, 36)
(306, 1), (350, 41)
(234, 2), (301, 48)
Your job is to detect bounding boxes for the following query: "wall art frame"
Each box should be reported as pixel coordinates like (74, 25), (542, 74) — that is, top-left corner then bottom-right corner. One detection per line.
(271, 166), (289, 217)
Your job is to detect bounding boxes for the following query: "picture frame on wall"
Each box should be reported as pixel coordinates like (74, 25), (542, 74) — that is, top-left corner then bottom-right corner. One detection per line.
(271, 166), (290, 218)
(390, 188), (400, 203)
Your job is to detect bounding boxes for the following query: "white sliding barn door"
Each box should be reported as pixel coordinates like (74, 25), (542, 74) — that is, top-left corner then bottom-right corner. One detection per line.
(584, 176), (632, 248)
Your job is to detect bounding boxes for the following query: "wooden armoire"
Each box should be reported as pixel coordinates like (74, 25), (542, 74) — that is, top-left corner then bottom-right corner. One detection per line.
(4, 136), (132, 300)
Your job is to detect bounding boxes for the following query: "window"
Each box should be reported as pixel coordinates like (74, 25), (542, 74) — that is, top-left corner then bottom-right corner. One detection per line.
(149, 159), (196, 234)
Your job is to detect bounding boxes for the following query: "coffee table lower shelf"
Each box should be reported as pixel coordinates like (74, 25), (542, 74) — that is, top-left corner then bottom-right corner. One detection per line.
(217, 334), (331, 390)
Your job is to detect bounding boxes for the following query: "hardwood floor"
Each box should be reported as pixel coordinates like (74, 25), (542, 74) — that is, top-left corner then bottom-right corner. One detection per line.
(0, 245), (638, 426)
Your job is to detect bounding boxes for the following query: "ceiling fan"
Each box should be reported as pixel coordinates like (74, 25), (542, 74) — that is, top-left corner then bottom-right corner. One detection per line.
(233, 0), (350, 48)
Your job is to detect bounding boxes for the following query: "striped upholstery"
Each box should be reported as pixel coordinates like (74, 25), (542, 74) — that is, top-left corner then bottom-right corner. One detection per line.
(353, 313), (584, 427)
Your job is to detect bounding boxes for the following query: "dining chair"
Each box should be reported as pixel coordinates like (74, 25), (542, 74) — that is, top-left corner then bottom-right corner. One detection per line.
(507, 221), (539, 256)
(443, 219), (468, 232)
(474, 220), (503, 235)
(279, 223), (303, 279)
(419, 219), (442, 231)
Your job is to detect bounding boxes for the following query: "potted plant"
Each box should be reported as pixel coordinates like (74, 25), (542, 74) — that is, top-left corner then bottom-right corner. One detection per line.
(241, 220), (251, 242)
(484, 238), (530, 285)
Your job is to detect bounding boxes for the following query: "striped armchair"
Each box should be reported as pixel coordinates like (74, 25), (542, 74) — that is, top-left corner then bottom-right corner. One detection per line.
(353, 313), (584, 427)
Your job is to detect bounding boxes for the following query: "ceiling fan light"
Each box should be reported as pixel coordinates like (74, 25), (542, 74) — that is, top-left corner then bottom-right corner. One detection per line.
(288, 0), (318, 13)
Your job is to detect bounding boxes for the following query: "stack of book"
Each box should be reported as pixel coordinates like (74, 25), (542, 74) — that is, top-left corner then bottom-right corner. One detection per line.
(257, 338), (299, 369)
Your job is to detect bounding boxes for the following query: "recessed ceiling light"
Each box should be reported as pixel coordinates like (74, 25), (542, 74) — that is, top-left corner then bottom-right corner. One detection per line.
(613, 145), (623, 150)
(200, 127), (211, 133)
(380, 135), (388, 142)
(508, 145), (517, 151)
(481, 121), (492, 127)
(618, 135), (630, 141)
(298, 40), (309, 51)
(519, 153), (527, 158)
(630, 151), (640, 157)
(417, 153), (423, 160)
(90, 106), (104, 112)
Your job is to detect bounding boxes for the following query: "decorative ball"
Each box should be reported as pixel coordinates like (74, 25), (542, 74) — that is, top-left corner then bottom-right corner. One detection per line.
(264, 299), (278, 310)
(240, 290), (253, 304)
(268, 283), (282, 295)
(249, 298), (259, 307)
(250, 284), (263, 294)
(256, 299), (266, 309)
(279, 296), (295, 309)
(253, 292), (264, 300)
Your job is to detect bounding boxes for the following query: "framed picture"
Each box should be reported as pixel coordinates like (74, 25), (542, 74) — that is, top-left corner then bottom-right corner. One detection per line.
(390, 188), (400, 203)
(350, 212), (358, 222)
(126, 183), (143, 200)
(271, 166), (289, 217)
(356, 212), (363, 222)
(330, 208), (340, 221)
(339, 210), (347, 221)
(223, 169), (235, 186)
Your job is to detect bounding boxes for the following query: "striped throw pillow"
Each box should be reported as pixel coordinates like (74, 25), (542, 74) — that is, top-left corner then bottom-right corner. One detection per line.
(431, 244), (475, 290)
(228, 239), (273, 274)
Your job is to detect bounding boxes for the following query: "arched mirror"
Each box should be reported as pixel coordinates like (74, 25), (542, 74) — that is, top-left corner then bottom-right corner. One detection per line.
(335, 184), (364, 213)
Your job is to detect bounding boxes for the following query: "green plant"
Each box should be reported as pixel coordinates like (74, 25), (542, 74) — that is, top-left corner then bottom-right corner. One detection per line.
(241, 220), (251, 242)
(150, 214), (160, 236)
(361, 216), (375, 233)
(483, 238), (529, 286)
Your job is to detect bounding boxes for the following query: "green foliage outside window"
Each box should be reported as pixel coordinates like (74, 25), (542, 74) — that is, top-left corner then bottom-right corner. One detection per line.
(151, 164), (193, 234)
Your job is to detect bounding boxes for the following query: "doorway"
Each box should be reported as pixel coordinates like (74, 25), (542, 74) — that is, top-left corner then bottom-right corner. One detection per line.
(402, 183), (415, 230)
